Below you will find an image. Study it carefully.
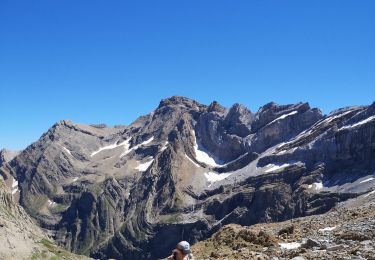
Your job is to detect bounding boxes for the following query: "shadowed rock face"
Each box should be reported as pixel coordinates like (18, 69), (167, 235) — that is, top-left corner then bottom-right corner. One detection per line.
(1, 96), (375, 259)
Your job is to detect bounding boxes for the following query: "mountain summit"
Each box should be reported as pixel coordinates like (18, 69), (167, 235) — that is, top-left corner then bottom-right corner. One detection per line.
(1, 97), (375, 259)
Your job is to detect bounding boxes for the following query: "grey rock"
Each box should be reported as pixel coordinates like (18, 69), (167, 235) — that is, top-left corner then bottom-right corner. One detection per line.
(249, 102), (323, 153)
(291, 257), (305, 260)
(302, 238), (321, 248)
(351, 257), (366, 260)
(326, 244), (345, 251)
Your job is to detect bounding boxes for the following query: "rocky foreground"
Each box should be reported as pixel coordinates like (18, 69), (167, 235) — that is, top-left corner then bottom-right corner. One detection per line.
(192, 191), (375, 260)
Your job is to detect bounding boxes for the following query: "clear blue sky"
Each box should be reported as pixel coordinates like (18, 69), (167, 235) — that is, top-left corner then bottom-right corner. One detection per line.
(1, 0), (374, 150)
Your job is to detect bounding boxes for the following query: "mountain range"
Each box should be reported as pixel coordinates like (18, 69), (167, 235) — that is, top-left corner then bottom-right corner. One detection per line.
(1, 96), (375, 259)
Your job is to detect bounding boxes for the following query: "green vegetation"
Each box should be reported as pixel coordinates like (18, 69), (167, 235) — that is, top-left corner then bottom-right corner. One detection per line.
(50, 203), (68, 213)
(164, 213), (182, 223)
(30, 238), (77, 260)
(171, 195), (183, 210)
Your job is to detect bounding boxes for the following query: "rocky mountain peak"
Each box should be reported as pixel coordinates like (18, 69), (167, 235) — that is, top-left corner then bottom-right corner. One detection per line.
(157, 96), (204, 110)
(56, 119), (73, 126)
(258, 101), (278, 111)
(225, 103), (253, 126)
(257, 101), (310, 114)
(207, 100), (226, 113)
(251, 101), (317, 133)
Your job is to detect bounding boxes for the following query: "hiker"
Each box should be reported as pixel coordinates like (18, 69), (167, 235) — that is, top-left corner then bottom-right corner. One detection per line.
(166, 241), (194, 260)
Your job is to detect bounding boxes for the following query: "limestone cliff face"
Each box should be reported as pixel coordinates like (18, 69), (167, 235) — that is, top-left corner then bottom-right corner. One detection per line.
(1, 97), (374, 259)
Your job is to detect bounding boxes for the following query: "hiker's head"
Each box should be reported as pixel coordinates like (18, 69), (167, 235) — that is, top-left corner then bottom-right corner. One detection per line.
(172, 241), (190, 259)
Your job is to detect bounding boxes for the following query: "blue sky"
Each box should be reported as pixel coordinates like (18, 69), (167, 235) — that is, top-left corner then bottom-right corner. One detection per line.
(1, 0), (374, 150)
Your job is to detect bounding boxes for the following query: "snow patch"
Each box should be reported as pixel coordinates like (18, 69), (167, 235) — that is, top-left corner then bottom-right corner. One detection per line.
(120, 137), (154, 157)
(360, 177), (374, 184)
(276, 142), (286, 148)
(160, 141), (169, 152)
(11, 178), (19, 194)
(12, 178), (18, 188)
(119, 138), (134, 157)
(269, 111), (298, 125)
(364, 190), (375, 198)
(319, 226), (336, 232)
(264, 163), (291, 173)
(279, 242), (301, 250)
(192, 130), (223, 167)
(185, 154), (200, 168)
(142, 136), (154, 145)
(72, 177), (79, 182)
(308, 182), (323, 190)
(340, 115), (375, 130)
(47, 199), (56, 206)
(92, 138), (131, 157)
(276, 147), (298, 155)
(135, 158), (154, 172)
(204, 171), (232, 184)
(62, 146), (72, 156)
(319, 110), (353, 125)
